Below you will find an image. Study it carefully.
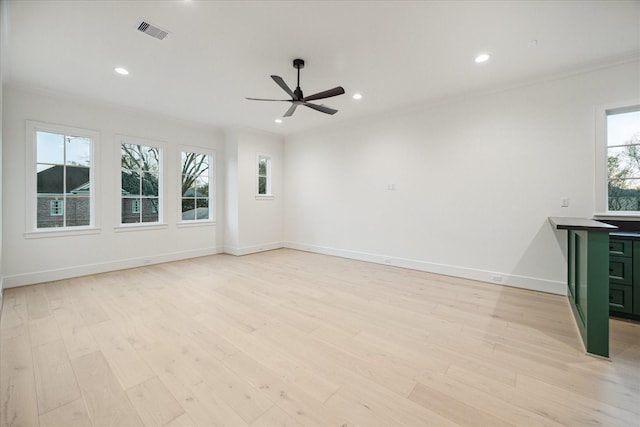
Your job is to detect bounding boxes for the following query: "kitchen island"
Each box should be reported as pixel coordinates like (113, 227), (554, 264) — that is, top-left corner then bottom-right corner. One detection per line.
(549, 217), (617, 358)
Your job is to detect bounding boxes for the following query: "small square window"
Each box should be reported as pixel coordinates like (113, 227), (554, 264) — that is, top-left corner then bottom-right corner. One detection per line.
(50, 200), (64, 216)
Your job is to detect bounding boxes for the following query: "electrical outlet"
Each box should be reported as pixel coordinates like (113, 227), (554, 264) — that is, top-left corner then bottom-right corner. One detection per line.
(561, 196), (569, 207)
(490, 274), (503, 282)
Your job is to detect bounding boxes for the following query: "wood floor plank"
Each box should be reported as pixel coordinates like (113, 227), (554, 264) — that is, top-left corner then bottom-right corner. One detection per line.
(71, 351), (144, 427)
(443, 362), (614, 426)
(25, 284), (52, 321)
(409, 381), (514, 427)
(0, 288), (29, 330)
(222, 349), (355, 427)
(249, 404), (303, 427)
(161, 412), (198, 427)
(61, 325), (100, 360)
(33, 339), (81, 414)
(39, 398), (92, 427)
(126, 376), (185, 427)
(89, 320), (156, 390)
(135, 331), (262, 426)
(0, 334), (39, 427)
(29, 315), (62, 348)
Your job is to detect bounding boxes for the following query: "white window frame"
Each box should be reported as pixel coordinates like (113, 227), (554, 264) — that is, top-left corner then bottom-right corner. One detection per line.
(116, 135), (167, 230)
(178, 145), (216, 225)
(25, 120), (99, 237)
(256, 153), (273, 199)
(594, 100), (640, 218)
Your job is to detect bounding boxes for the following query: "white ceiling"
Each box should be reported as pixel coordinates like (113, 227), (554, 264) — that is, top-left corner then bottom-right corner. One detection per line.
(5, 0), (640, 135)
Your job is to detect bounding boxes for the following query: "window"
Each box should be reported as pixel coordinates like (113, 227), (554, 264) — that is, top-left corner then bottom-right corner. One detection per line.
(50, 200), (63, 216)
(32, 124), (94, 230)
(180, 150), (213, 222)
(257, 154), (271, 196)
(121, 142), (162, 224)
(606, 106), (640, 212)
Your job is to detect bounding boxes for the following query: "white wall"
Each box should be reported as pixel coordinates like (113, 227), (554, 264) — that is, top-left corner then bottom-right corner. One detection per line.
(2, 85), (225, 287)
(284, 61), (640, 295)
(224, 128), (284, 255)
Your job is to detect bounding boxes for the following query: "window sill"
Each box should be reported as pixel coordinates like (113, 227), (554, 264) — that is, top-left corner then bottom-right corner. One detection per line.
(114, 223), (168, 233)
(593, 213), (640, 221)
(177, 220), (217, 228)
(255, 195), (274, 200)
(25, 227), (102, 239)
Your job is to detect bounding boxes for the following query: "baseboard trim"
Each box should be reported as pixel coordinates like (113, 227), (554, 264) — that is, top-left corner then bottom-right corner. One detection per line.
(3, 246), (223, 288)
(224, 241), (284, 256)
(283, 241), (566, 295)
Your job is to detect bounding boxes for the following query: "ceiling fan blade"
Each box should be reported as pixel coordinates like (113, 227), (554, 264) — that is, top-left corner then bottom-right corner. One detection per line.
(271, 75), (296, 99)
(303, 102), (338, 115)
(302, 86), (345, 102)
(245, 97), (290, 102)
(283, 104), (298, 117)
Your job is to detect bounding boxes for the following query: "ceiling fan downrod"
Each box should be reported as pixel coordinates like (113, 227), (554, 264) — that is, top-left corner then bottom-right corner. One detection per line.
(293, 58), (304, 99)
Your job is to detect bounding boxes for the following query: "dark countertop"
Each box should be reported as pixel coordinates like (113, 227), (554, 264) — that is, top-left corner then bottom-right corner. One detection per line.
(548, 217), (618, 232)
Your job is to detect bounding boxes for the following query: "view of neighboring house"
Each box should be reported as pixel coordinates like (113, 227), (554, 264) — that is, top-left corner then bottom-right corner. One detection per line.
(36, 165), (90, 228)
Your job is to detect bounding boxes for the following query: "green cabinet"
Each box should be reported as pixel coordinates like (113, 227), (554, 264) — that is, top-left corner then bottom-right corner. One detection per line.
(608, 238), (640, 318)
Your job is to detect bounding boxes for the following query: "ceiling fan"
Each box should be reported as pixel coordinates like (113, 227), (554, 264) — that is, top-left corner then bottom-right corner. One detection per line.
(246, 58), (345, 118)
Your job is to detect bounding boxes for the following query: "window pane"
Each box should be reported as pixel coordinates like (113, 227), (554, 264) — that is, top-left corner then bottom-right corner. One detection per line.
(195, 177), (209, 197)
(607, 110), (640, 147)
(37, 164), (63, 194)
(121, 143), (143, 168)
(142, 172), (159, 196)
(184, 153), (208, 173)
(182, 174), (195, 197)
(258, 176), (267, 194)
(37, 197), (64, 228)
(258, 158), (267, 176)
(121, 169), (141, 195)
(196, 198), (209, 220)
(609, 178), (640, 211)
(141, 146), (159, 171)
(193, 154), (209, 179)
(36, 131), (64, 164)
(121, 198), (141, 223)
(65, 196), (90, 226)
(142, 198), (159, 223)
(181, 198), (196, 221)
(608, 146), (640, 179)
(66, 136), (91, 166)
(66, 166), (90, 195)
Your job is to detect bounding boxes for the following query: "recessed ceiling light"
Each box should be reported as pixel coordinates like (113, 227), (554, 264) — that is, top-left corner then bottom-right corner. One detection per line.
(353, 93), (363, 100)
(275, 118), (283, 124)
(114, 67), (129, 75)
(474, 53), (491, 64)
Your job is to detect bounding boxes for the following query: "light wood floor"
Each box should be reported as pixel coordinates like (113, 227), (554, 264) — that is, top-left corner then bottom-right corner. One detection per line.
(1, 249), (639, 427)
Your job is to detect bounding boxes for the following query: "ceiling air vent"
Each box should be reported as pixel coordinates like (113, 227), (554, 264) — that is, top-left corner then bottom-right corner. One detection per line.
(137, 20), (169, 40)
